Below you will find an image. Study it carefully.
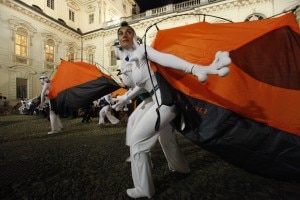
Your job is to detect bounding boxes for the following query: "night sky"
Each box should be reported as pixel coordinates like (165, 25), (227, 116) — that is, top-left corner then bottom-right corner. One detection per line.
(135, 0), (189, 13)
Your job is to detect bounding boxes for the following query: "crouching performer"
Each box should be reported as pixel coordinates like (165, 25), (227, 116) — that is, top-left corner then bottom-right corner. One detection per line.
(113, 22), (231, 198)
(98, 93), (120, 125)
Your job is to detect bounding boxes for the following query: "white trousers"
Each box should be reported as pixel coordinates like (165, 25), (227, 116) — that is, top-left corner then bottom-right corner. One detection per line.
(127, 92), (190, 197)
(99, 105), (120, 124)
(49, 110), (63, 132)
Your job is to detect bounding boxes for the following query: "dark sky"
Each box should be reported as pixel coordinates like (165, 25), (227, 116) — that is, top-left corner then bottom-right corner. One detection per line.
(135, 0), (188, 13)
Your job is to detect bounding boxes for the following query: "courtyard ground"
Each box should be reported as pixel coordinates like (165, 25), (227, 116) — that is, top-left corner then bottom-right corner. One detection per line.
(0, 114), (299, 200)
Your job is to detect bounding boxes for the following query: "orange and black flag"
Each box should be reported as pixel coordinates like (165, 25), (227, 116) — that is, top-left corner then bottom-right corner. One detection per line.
(151, 13), (300, 180)
(48, 60), (120, 115)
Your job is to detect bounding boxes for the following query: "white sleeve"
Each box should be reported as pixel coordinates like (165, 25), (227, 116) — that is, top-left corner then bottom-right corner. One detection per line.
(125, 86), (146, 101)
(138, 45), (195, 73)
(114, 46), (122, 59)
(131, 45), (231, 82)
(40, 83), (50, 104)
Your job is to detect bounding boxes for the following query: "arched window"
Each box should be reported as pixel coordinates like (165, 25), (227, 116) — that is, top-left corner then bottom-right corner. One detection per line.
(245, 13), (265, 21)
(88, 49), (94, 64)
(15, 27), (28, 57)
(16, 78), (27, 99)
(89, 14), (94, 24)
(47, 0), (55, 10)
(85, 45), (96, 64)
(69, 9), (75, 22)
(45, 39), (55, 63)
(67, 47), (75, 62)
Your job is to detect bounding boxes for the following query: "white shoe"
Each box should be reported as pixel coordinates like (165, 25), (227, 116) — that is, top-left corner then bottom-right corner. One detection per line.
(169, 167), (190, 174)
(126, 187), (152, 199)
(125, 156), (131, 162)
(48, 129), (62, 134)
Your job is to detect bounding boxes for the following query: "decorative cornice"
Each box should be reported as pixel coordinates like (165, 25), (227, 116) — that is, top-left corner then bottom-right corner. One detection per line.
(67, 0), (80, 11)
(8, 65), (37, 75)
(8, 18), (37, 33)
(85, 4), (96, 13)
(64, 41), (80, 49)
(83, 31), (104, 40)
(200, 0), (272, 16)
(83, 44), (96, 50)
(41, 32), (63, 43)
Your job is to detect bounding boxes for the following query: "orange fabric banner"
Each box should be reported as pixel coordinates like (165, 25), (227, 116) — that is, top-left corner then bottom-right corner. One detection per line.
(151, 13), (300, 135)
(112, 87), (128, 97)
(48, 61), (112, 99)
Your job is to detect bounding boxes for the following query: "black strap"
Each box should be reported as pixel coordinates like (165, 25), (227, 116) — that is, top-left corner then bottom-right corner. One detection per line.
(155, 106), (161, 131)
(149, 85), (159, 96)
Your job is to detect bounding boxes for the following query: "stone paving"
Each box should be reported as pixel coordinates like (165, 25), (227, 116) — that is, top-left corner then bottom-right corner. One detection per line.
(1, 114), (300, 200)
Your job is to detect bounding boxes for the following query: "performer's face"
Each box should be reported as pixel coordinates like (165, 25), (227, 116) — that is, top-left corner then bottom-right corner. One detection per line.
(118, 26), (135, 49)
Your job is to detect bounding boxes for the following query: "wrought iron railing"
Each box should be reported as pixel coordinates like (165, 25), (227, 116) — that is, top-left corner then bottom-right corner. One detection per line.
(102, 0), (226, 28)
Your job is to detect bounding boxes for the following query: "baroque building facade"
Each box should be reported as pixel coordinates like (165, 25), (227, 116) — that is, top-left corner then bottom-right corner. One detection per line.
(0, 0), (299, 105)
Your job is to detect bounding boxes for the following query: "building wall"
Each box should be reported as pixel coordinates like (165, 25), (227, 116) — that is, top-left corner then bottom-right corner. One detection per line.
(0, 0), (299, 105)
(16, 0), (135, 32)
(0, 1), (82, 102)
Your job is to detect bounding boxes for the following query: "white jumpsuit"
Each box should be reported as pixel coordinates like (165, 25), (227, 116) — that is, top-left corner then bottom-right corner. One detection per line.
(116, 44), (230, 198)
(40, 81), (63, 134)
(117, 45), (192, 198)
(98, 94), (120, 125)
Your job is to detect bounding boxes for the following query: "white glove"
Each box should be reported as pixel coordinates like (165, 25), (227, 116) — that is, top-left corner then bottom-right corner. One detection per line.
(207, 51), (231, 76)
(112, 95), (128, 111)
(123, 101), (132, 112)
(191, 51), (231, 82)
(38, 103), (45, 110)
(112, 86), (144, 111)
(123, 106), (129, 112)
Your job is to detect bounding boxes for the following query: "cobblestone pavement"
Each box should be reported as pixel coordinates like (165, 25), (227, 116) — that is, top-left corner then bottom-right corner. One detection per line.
(0, 114), (300, 200)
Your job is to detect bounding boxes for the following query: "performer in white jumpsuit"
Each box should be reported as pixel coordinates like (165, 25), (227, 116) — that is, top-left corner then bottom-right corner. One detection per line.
(113, 22), (231, 198)
(98, 93), (120, 125)
(39, 75), (63, 134)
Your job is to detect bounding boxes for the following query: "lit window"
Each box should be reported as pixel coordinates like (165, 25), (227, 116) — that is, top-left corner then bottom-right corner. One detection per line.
(47, 0), (54, 10)
(45, 39), (55, 63)
(89, 14), (94, 24)
(15, 28), (27, 57)
(68, 47), (75, 62)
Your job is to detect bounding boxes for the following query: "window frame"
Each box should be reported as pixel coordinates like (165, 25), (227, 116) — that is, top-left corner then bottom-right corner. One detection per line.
(45, 39), (55, 63)
(88, 49), (94, 64)
(16, 78), (27, 99)
(110, 49), (117, 66)
(15, 30), (28, 57)
(69, 9), (75, 22)
(67, 47), (75, 62)
(89, 13), (94, 24)
(47, 0), (55, 10)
